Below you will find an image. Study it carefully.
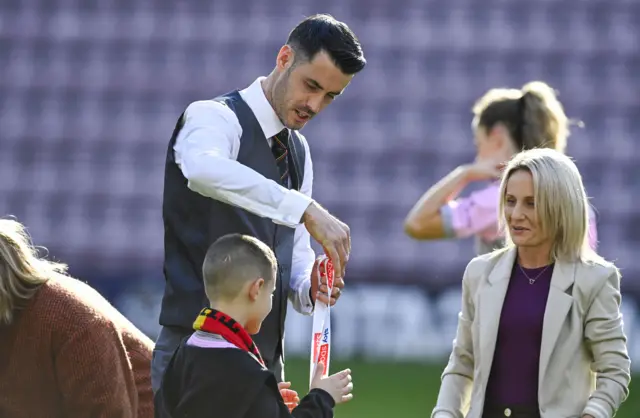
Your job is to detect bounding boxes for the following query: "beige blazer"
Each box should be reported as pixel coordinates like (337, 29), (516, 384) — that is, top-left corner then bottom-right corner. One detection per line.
(431, 247), (631, 418)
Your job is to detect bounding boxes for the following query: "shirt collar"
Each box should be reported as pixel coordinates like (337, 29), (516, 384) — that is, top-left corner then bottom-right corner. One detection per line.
(239, 77), (286, 139)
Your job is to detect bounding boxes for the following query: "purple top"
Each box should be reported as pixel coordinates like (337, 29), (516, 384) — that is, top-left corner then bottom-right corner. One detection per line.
(484, 262), (554, 408)
(440, 182), (599, 252)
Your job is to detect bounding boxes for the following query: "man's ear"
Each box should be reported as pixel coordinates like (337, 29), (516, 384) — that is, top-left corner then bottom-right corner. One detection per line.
(276, 45), (295, 72)
(248, 278), (265, 302)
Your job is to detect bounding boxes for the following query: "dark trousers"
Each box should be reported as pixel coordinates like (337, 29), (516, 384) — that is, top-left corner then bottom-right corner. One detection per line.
(151, 326), (191, 394)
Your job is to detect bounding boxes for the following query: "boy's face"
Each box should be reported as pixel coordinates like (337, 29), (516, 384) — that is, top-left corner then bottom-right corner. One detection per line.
(245, 270), (277, 335)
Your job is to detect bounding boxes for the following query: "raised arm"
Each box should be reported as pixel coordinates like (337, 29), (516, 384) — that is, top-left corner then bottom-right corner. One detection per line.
(404, 162), (501, 240)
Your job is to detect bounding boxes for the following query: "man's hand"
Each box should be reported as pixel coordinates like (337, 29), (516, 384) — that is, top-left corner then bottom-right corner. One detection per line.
(278, 381), (300, 412)
(302, 202), (350, 278)
(310, 257), (345, 306)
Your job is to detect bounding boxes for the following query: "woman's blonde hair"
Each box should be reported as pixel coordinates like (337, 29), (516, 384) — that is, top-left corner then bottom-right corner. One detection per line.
(498, 148), (598, 263)
(472, 81), (572, 153)
(0, 218), (67, 325)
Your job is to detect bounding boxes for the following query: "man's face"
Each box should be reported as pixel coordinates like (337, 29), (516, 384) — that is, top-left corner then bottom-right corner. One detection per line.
(272, 48), (354, 130)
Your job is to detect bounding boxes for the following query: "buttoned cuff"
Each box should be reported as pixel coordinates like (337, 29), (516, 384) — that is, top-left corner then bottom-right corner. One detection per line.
(275, 189), (313, 228)
(298, 278), (314, 315)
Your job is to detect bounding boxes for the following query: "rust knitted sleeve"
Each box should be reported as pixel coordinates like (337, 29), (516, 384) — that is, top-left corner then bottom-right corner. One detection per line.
(124, 331), (155, 418)
(54, 316), (139, 418)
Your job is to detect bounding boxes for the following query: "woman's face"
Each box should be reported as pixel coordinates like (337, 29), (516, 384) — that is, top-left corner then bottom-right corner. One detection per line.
(473, 124), (515, 162)
(503, 169), (550, 248)
(474, 127), (497, 161)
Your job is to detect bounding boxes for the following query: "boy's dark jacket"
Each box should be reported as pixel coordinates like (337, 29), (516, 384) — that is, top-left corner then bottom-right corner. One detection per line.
(154, 338), (335, 418)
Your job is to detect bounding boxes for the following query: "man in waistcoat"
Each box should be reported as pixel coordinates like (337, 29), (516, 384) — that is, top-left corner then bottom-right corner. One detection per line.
(151, 14), (366, 393)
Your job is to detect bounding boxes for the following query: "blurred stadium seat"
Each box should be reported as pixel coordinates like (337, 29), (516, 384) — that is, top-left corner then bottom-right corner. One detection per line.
(1, 0), (638, 292)
(2, 1), (639, 415)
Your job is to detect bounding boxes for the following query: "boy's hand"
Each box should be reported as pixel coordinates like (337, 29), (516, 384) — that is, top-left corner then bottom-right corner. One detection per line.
(278, 381), (300, 412)
(310, 362), (354, 404)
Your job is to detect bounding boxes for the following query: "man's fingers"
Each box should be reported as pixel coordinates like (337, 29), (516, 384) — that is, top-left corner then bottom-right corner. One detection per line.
(325, 246), (342, 280)
(319, 286), (343, 297)
(318, 284), (342, 295)
(342, 230), (350, 259)
(333, 276), (345, 289)
(316, 292), (331, 305)
(335, 242), (348, 278)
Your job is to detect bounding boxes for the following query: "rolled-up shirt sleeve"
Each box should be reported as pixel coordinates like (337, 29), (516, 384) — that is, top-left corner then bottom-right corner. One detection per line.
(173, 100), (313, 228)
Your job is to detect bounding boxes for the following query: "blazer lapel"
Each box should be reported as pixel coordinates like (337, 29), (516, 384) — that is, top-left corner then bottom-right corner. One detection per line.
(538, 260), (576, 391)
(478, 247), (516, 384)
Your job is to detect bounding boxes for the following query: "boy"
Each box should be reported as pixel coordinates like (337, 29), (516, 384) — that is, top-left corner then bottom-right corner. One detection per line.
(154, 234), (353, 418)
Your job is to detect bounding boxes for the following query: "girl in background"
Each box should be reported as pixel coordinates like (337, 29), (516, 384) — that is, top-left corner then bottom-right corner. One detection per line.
(404, 81), (598, 254)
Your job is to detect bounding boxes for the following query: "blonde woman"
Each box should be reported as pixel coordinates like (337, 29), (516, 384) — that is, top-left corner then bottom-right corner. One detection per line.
(404, 81), (598, 254)
(0, 219), (154, 418)
(431, 149), (630, 418)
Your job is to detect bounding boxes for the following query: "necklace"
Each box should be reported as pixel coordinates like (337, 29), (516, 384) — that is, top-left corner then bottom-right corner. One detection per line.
(518, 264), (551, 285)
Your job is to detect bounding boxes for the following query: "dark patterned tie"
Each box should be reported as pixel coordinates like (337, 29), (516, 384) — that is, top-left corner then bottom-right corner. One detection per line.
(271, 129), (290, 186)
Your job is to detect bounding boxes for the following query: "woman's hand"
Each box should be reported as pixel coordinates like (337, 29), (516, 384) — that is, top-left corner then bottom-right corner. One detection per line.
(464, 159), (504, 182)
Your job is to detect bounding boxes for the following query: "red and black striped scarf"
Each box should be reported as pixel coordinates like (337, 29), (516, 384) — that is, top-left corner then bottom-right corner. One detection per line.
(192, 308), (265, 367)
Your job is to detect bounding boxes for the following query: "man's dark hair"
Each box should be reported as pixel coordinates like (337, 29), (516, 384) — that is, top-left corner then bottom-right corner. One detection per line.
(202, 234), (277, 301)
(287, 14), (366, 75)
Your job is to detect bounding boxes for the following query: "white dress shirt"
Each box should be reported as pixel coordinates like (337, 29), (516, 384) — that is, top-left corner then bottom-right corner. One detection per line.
(173, 77), (315, 314)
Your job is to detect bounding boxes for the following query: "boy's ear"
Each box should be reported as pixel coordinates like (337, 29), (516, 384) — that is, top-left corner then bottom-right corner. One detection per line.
(248, 277), (265, 302)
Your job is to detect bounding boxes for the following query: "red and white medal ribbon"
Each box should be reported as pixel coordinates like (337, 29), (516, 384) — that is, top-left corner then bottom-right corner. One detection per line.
(309, 255), (333, 388)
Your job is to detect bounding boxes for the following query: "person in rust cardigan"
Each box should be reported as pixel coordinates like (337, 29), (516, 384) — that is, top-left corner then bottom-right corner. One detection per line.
(0, 218), (154, 418)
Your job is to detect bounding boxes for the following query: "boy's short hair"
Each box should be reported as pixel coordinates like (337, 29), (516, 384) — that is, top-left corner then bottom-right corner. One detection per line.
(202, 234), (277, 301)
